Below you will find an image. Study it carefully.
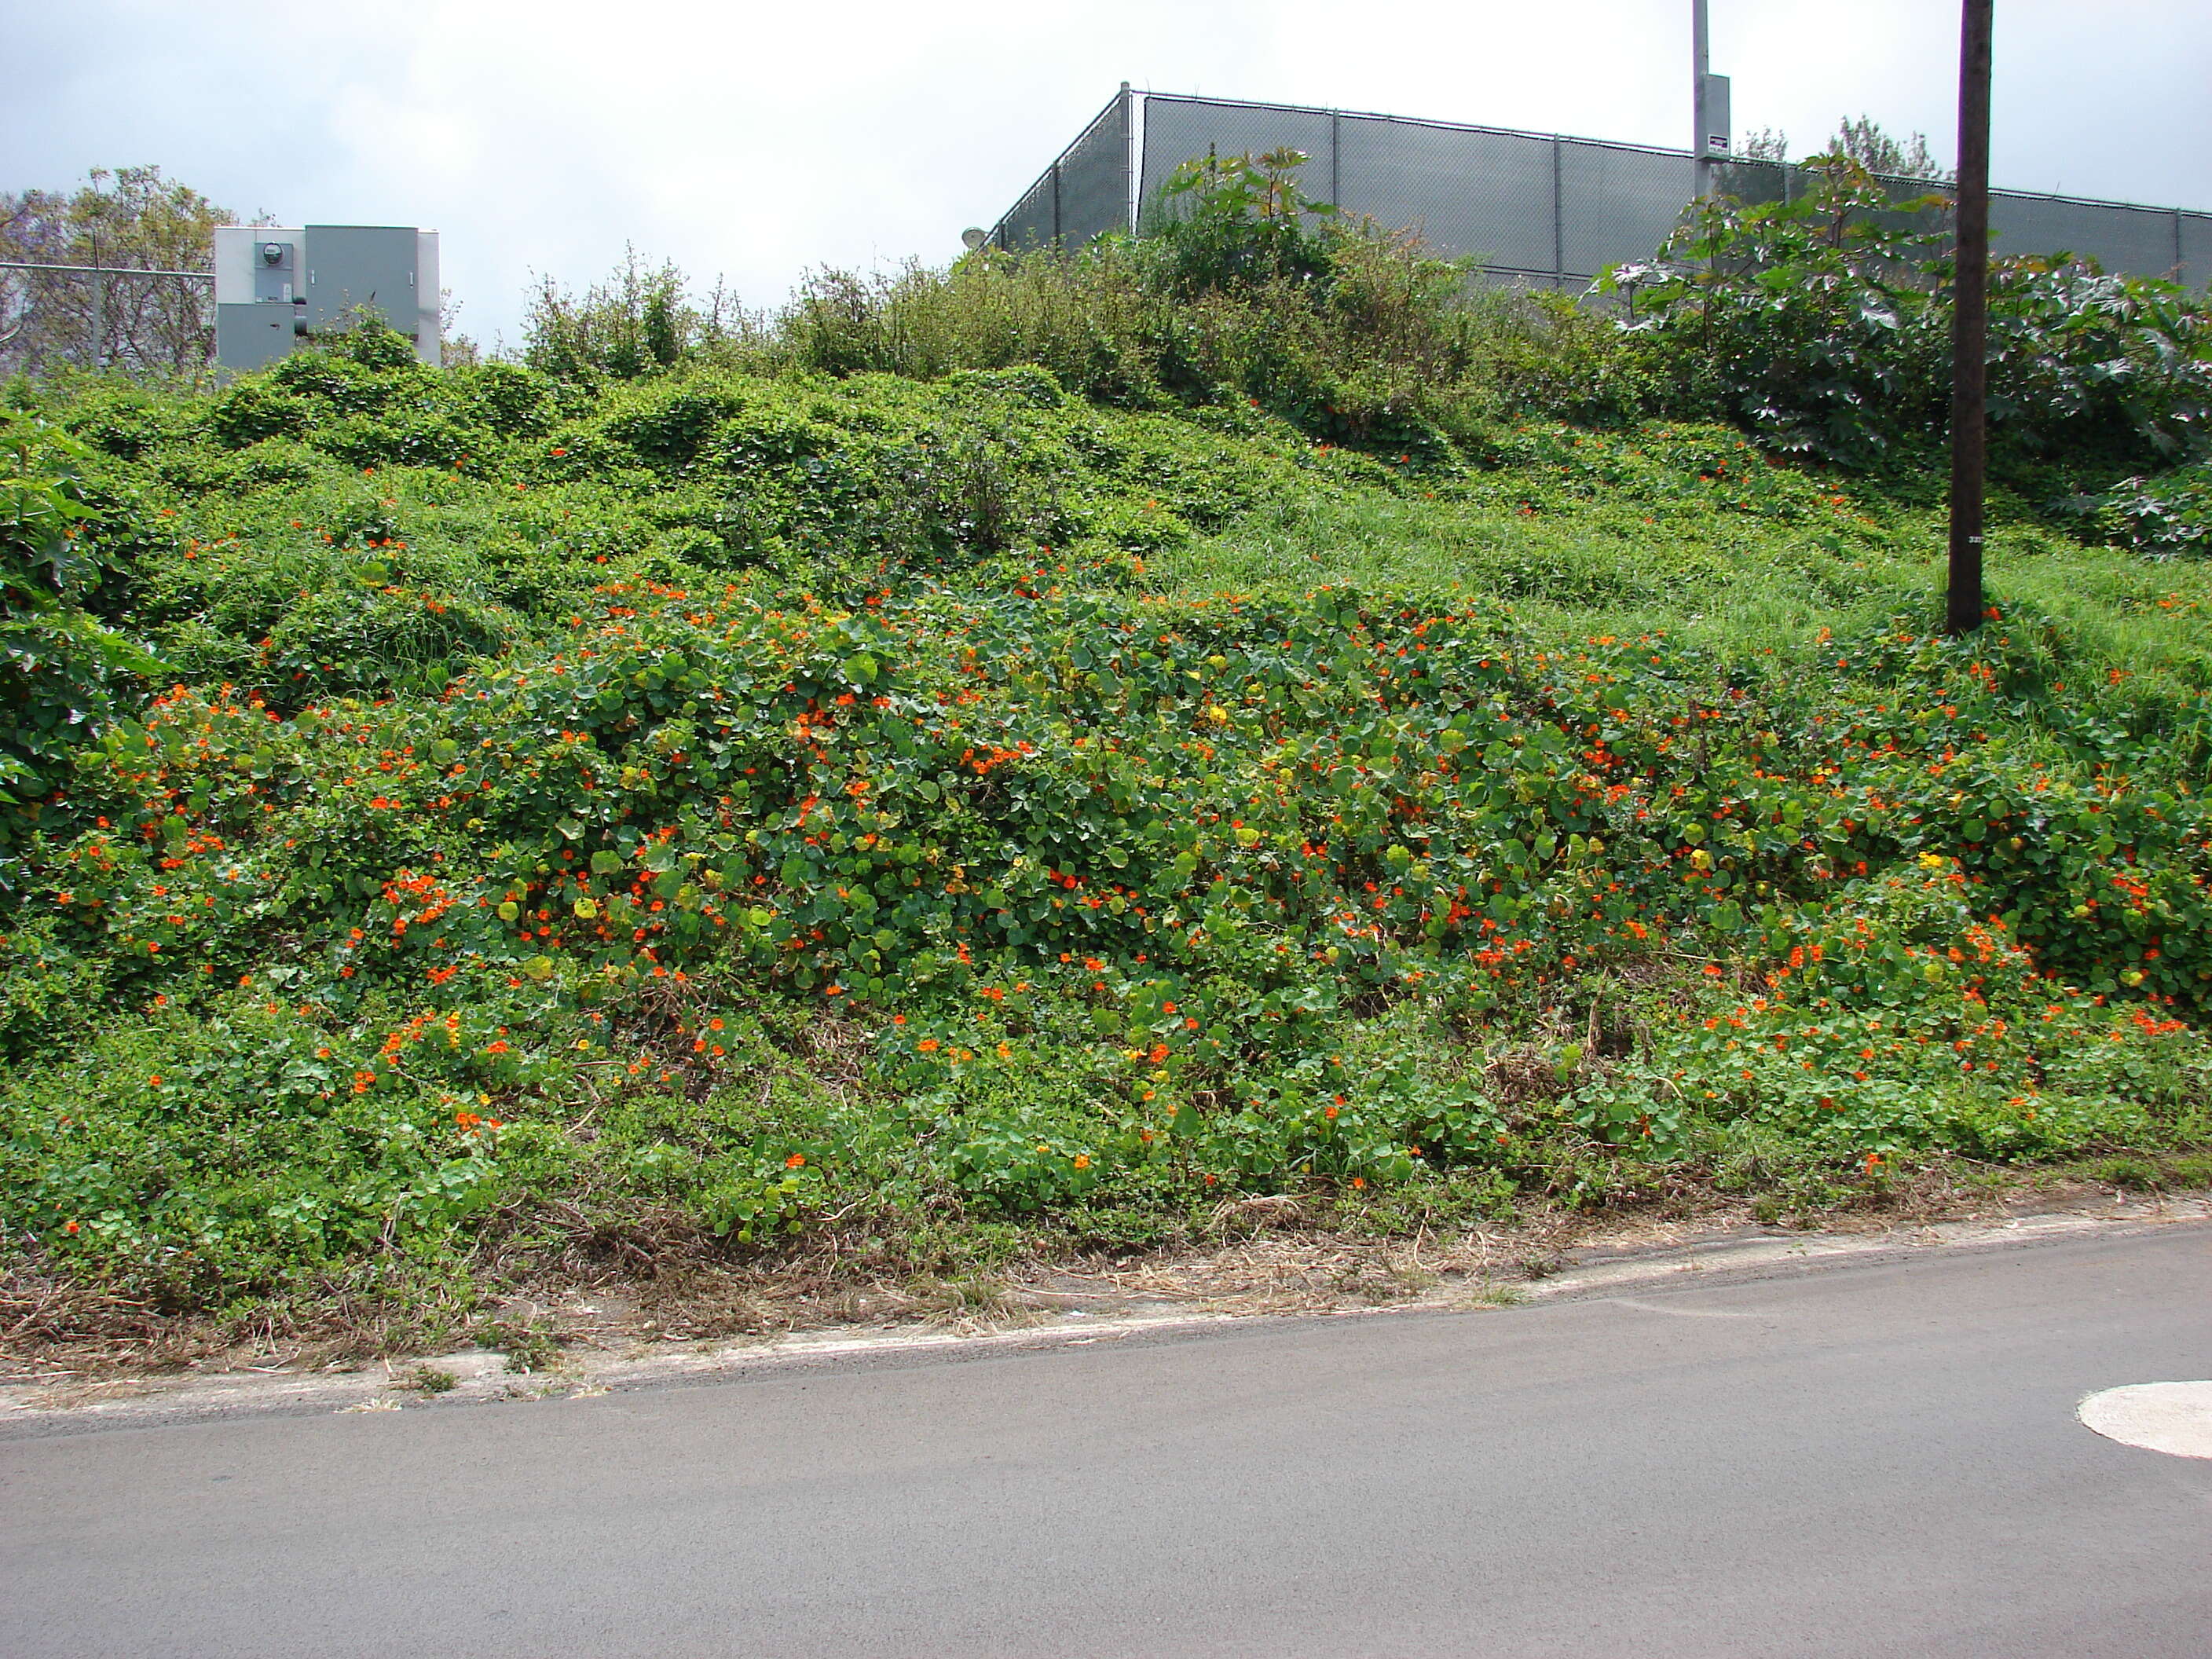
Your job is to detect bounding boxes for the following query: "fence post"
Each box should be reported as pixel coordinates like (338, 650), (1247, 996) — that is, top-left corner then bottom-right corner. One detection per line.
(2178, 208), (2187, 283)
(1331, 111), (1342, 211)
(90, 267), (104, 372)
(1122, 82), (1139, 234)
(1552, 135), (1566, 289)
(1052, 161), (1062, 247)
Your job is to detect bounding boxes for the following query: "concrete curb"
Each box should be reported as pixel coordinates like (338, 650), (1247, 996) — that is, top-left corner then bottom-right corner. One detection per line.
(4, 1197), (2207, 1438)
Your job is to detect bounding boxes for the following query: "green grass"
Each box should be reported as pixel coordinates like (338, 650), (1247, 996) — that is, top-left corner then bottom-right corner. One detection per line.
(1166, 436), (2207, 668)
(2, 343), (2208, 1360)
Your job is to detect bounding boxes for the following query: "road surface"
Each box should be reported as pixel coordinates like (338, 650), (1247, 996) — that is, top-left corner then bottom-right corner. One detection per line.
(5, 1225), (2209, 1656)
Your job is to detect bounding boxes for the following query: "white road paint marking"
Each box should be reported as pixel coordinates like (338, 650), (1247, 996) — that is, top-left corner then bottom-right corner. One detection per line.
(1599, 1297), (1760, 1319)
(2077, 1382), (2212, 1459)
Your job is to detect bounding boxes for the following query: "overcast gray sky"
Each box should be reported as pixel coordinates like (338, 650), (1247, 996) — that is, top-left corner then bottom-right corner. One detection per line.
(5, 0), (2207, 350)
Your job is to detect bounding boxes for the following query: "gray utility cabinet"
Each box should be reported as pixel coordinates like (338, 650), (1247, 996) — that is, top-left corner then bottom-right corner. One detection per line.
(214, 300), (301, 374)
(305, 225), (419, 333)
(213, 225), (441, 372)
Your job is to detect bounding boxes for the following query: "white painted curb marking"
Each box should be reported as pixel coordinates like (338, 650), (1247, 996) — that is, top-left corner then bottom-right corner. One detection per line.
(2077, 1382), (2212, 1459)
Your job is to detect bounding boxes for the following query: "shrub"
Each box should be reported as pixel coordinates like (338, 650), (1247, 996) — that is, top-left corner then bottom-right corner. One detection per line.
(775, 152), (1645, 450)
(1612, 156), (2212, 474)
(1144, 146), (1339, 295)
(1986, 262), (2212, 465)
(1610, 156), (1954, 466)
(524, 248), (753, 383)
(2098, 464), (2209, 557)
(0, 413), (163, 818)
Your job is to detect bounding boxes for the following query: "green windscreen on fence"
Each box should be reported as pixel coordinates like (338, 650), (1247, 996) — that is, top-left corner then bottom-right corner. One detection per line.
(994, 89), (2211, 291)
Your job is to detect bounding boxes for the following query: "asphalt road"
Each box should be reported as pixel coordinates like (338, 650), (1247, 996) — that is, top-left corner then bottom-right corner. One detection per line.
(5, 1226), (2209, 1657)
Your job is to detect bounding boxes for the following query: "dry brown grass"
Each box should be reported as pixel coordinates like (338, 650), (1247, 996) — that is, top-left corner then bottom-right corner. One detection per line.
(0, 1158), (2177, 1387)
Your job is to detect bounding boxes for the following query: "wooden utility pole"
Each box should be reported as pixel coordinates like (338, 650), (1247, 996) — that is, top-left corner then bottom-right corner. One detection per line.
(1946, 0), (1994, 635)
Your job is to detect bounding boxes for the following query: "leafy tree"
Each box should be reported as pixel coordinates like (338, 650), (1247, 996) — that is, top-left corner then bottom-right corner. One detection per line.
(0, 167), (239, 379)
(1736, 126), (1792, 164)
(1736, 117), (1952, 182)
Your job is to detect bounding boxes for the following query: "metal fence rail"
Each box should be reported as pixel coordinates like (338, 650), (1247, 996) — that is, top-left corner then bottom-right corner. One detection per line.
(992, 89), (2212, 291)
(0, 258), (216, 377)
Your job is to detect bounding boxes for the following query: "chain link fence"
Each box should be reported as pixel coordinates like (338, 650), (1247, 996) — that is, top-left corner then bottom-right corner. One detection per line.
(994, 90), (2211, 291)
(992, 97), (1133, 255)
(0, 262), (215, 379)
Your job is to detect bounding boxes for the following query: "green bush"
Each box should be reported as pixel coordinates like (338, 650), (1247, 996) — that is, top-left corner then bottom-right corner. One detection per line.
(0, 413), (165, 817)
(2098, 463), (2210, 557)
(1612, 156), (2212, 474)
(767, 152), (1646, 451)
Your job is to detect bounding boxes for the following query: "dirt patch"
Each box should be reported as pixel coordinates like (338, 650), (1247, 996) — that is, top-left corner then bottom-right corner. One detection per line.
(6, 1192), (2209, 1434)
(8, 1166), (2203, 1405)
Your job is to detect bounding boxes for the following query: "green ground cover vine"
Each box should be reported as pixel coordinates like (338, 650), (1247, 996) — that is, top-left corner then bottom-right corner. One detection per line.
(2, 300), (2209, 1346)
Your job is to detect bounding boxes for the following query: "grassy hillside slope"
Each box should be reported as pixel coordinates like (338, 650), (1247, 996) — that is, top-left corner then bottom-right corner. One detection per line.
(3, 328), (2209, 1356)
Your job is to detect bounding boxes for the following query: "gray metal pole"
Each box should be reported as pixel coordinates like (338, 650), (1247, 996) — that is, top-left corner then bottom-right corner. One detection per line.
(1946, 0), (1994, 638)
(1692, 0), (1711, 199)
(1122, 82), (1139, 235)
(1552, 135), (1565, 288)
(89, 219), (105, 372)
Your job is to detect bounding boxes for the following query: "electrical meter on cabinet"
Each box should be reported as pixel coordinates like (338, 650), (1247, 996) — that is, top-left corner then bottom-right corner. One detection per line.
(214, 225), (440, 372)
